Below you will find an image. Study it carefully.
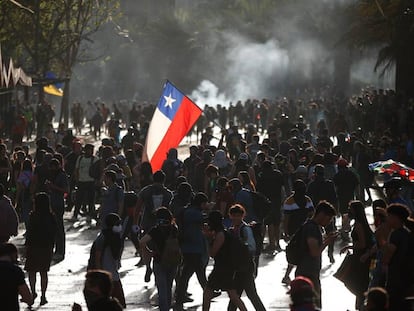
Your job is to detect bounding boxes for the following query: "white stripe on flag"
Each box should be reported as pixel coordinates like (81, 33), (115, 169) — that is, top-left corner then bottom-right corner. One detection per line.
(145, 108), (172, 161)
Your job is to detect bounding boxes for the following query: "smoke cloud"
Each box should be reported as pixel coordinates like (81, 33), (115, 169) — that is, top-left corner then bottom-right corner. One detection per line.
(70, 0), (395, 105)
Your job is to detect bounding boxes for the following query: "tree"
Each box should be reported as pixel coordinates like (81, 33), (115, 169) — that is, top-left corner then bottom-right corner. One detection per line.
(348, 0), (414, 97)
(0, 0), (120, 125)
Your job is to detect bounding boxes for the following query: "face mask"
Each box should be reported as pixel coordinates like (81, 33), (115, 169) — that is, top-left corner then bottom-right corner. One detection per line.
(112, 224), (122, 234)
(83, 289), (101, 309)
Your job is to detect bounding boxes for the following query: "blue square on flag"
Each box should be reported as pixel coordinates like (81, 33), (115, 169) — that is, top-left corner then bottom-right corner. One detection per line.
(157, 82), (184, 121)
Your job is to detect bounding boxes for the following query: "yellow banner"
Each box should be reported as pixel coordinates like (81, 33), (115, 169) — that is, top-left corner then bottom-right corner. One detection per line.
(44, 84), (63, 97)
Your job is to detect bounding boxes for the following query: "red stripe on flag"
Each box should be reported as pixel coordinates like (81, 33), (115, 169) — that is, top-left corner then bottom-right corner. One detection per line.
(150, 96), (202, 171)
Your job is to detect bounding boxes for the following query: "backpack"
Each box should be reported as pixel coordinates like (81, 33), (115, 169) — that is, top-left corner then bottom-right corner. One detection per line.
(160, 228), (182, 269)
(250, 191), (272, 220)
(240, 222), (263, 256)
(0, 197), (18, 237)
(87, 240), (100, 270)
(88, 157), (101, 180)
(286, 222), (306, 265)
(225, 231), (252, 272)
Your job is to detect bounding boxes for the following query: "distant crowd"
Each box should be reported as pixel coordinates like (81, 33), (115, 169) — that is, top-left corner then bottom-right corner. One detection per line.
(0, 87), (414, 311)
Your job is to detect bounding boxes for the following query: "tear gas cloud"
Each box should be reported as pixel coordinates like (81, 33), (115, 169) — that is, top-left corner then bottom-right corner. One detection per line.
(71, 0), (394, 106)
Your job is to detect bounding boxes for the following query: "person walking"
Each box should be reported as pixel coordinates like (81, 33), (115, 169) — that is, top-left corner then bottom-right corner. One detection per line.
(15, 159), (34, 232)
(72, 270), (123, 311)
(256, 161), (284, 253)
(99, 170), (124, 226)
(46, 158), (68, 261)
(175, 193), (209, 307)
(295, 201), (337, 308)
(307, 164), (338, 263)
(139, 207), (180, 311)
(282, 179), (314, 285)
(340, 201), (375, 309)
(382, 204), (414, 311)
(24, 192), (57, 306)
(89, 213), (126, 308)
(0, 242), (34, 310)
(73, 144), (98, 220)
(0, 183), (19, 243)
(202, 210), (248, 311)
(135, 170), (172, 283)
(227, 204), (266, 311)
(333, 158), (359, 242)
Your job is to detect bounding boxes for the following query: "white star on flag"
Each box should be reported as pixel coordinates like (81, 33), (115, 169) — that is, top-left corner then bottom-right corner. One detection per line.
(164, 93), (176, 108)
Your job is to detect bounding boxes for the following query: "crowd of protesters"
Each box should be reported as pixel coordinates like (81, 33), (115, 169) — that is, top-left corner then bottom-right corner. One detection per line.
(1, 87), (414, 311)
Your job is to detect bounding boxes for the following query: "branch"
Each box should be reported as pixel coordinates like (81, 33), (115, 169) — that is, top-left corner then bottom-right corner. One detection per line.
(8, 0), (34, 14)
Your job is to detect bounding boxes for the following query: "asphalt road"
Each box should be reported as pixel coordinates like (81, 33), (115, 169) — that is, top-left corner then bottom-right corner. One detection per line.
(11, 128), (376, 311)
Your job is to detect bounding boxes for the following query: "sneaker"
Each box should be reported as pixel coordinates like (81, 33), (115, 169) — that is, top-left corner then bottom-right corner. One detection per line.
(53, 253), (64, 262)
(144, 267), (152, 283)
(40, 296), (48, 305)
(212, 290), (221, 299)
(282, 276), (291, 285)
(263, 245), (276, 253)
(135, 258), (145, 267)
(176, 296), (194, 304)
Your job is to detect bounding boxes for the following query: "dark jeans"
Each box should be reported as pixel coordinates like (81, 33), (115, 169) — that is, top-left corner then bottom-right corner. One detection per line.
(153, 262), (176, 311)
(53, 204), (65, 256)
(326, 218), (336, 256)
(122, 216), (139, 248)
(74, 181), (96, 218)
(227, 261), (266, 311)
(175, 253), (207, 302)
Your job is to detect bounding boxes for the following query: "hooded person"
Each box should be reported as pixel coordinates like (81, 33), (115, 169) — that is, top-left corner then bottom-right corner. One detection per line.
(212, 149), (231, 176)
(161, 148), (183, 190)
(89, 213), (126, 308)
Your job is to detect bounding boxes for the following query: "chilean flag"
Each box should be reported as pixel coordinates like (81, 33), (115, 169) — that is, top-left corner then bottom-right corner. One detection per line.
(143, 81), (202, 171)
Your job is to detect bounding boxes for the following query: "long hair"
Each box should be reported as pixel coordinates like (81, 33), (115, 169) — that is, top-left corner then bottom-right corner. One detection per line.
(102, 214), (123, 260)
(293, 179), (307, 209)
(238, 171), (255, 191)
(21, 159), (33, 172)
(349, 200), (374, 240)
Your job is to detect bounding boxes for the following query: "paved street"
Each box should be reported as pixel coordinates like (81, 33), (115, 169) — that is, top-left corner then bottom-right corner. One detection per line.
(13, 213), (359, 311)
(11, 131), (375, 310)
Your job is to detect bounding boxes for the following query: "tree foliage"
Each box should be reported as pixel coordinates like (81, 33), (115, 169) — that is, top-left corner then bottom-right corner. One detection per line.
(0, 0), (120, 123)
(349, 1), (414, 72)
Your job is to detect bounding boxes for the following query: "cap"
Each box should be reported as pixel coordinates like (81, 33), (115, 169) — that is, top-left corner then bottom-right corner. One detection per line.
(295, 165), (307, 175)
(288, 276), (315, 294)
(106, 163), (125, 180)
(239, 152), (249, 161)
(314, 164), (325, 176)
(374, 207), (387, 218)
(337, 158), (349, 167)
(383, 177), (402, 190)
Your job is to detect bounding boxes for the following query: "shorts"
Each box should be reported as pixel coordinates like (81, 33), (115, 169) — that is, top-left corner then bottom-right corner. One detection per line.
(207, 264), (236, 291)
(264, 201), (281, 225)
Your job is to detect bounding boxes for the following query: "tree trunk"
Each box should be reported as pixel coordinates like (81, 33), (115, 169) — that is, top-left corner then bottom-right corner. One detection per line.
(60, 79), (71, 127)
(333, 47), (352, 97)
(395, 51), (414, 99)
